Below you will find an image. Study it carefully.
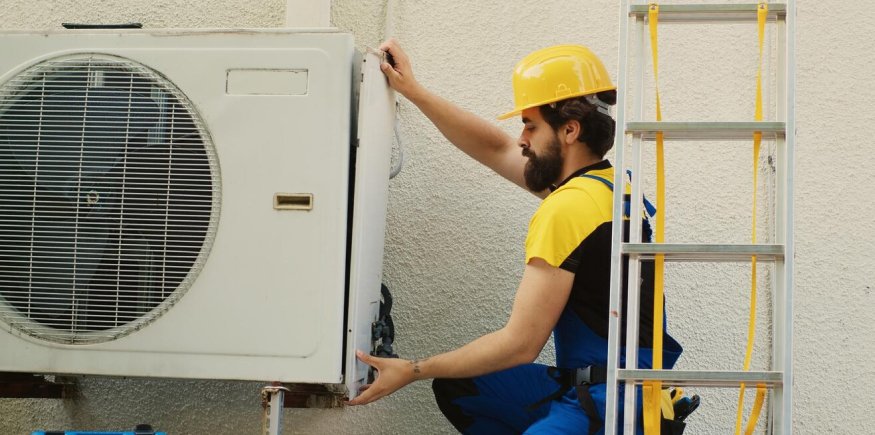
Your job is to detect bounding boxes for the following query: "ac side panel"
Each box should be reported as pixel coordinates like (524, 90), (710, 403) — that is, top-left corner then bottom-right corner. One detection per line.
(0, 31), (357, 383)
(345, 51), (394, 397)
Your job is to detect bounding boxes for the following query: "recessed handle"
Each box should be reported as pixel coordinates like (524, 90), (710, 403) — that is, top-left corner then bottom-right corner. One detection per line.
(62, 23), (143, 29)
(273, 193), (313, 211)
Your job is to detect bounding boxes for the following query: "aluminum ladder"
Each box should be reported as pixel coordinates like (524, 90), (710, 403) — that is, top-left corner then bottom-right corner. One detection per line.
(604, 2), (796, 434)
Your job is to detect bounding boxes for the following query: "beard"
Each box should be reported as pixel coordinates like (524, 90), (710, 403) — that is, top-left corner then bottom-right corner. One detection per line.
(523, 136), (563, 192)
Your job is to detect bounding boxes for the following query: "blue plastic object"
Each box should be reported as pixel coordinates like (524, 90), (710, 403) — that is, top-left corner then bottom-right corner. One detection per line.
(34, 423), (165, 434)
(32, 431), (167, 435)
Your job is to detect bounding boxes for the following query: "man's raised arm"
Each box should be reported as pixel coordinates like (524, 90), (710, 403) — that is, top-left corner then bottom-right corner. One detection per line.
(379, 39), (544, 197)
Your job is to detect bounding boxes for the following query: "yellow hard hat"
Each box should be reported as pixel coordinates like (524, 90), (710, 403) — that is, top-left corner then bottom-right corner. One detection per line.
(498, 45), (616, 120)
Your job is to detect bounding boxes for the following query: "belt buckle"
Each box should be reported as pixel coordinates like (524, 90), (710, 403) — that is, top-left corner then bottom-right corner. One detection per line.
(575, 366), (593, 385)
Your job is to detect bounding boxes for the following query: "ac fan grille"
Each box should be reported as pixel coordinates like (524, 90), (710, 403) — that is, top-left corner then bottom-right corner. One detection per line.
(0, 55), (219, 344)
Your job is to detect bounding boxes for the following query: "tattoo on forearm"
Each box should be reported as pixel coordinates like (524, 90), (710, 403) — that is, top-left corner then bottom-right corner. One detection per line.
(410, 358), (429, 375)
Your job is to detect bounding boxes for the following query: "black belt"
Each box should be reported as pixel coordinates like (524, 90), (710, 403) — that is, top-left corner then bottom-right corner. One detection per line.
(528, 365), (607, 435)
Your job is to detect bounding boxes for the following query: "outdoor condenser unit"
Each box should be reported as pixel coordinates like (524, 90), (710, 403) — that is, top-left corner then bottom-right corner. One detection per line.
(0, 29), (395, 398)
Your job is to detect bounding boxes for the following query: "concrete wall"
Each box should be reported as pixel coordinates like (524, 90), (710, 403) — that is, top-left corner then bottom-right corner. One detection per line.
(1, 0), (872, 433)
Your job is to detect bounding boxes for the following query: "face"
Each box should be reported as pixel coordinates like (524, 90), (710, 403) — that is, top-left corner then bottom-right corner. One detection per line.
(519, 108), (564, 192)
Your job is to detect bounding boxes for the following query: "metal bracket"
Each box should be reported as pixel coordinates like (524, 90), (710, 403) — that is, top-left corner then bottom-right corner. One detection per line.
(261, 384), (291, 435)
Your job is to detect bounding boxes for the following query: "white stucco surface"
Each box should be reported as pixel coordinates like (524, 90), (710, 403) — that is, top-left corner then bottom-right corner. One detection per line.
(1, 0), (873, 434)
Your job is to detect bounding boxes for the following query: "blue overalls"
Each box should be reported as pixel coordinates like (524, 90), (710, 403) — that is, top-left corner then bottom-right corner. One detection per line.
(432, 309), (683, 434)
(432, 169), (684, 434)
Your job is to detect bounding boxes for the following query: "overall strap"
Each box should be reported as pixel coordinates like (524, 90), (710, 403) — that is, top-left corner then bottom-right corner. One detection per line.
(578, 172), (657, 218)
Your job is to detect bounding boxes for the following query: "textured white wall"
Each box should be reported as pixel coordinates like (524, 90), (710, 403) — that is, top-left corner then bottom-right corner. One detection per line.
(1, 1), (873, 434)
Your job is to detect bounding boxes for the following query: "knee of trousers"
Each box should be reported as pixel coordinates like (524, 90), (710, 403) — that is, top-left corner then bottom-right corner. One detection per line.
(432, 378), (478, 401)
(432, 378), (478, 432)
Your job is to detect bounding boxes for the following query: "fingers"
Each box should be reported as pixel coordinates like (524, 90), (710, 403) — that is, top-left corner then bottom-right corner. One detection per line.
(381, 61), (401, 80)
(379, 38), (408, 69)
(346, 351), (389, 405)
(376, 38), (422, 99)
(356, 349), (380, 368)
(346, 388), (374, 405)
(379, 58), (403, 89)
(378, 37), (399, 56)
(345, 355), (415, 406)
(347, 383), (384, 406)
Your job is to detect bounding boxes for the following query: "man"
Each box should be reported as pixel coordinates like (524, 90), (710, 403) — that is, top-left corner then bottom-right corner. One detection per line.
(348, 39), (683, 434)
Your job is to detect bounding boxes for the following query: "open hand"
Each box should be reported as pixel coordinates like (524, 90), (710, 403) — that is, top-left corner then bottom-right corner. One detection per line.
(346, 350), (416, 405)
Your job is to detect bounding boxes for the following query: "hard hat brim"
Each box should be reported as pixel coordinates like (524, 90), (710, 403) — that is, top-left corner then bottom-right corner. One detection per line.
(496, 86), (617, 121)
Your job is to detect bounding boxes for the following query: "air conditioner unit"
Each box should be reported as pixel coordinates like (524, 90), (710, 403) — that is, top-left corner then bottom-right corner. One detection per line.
(0, 29), (395, 398)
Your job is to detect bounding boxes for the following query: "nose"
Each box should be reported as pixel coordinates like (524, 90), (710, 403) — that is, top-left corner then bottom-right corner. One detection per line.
(519, 143), (530, 157)
(519, 141), (532, 158)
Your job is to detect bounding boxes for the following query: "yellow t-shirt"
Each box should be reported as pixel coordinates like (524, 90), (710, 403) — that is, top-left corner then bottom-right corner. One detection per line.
(525, 165), (617, 269)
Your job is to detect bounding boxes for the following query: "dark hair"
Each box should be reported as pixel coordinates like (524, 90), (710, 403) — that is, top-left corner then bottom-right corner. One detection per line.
(539, 89), (617, 158)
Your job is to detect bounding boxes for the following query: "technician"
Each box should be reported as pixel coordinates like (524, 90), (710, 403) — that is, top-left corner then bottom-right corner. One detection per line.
(348, 39), (683, 435)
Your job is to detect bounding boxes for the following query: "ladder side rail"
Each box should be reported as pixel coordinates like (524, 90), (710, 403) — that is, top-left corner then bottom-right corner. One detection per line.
(772, 172), (788, 435)
(770, 240), (782, 435)
(777, 1), (796, 432)
(622, 135), (644, 434)
(770, 9), (788, 434)
(755, 4), (795, 434)
(604, 1), (634, 432)
(622, 10), (649, 434)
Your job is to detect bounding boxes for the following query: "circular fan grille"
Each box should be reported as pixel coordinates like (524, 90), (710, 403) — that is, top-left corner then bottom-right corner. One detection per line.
(0, 54), (219, 344)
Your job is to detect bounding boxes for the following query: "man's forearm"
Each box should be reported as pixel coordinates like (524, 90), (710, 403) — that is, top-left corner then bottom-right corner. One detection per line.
(411, 326), (537, 381)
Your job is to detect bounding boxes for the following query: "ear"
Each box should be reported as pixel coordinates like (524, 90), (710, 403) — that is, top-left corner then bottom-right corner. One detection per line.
(561, 120), (581, 145)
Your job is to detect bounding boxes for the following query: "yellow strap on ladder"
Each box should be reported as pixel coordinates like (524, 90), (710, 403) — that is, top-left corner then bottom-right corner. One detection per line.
(644, 4), (664, 435)
(734, 4), (769, 435)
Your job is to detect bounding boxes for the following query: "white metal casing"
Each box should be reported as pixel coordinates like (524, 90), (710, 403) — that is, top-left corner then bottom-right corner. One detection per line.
(0, 29), (394, 395)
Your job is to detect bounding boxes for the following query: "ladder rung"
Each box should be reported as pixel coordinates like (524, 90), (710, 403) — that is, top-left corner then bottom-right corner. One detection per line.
(623, 243), (783, 261)
(629, 4), (787, 22)
(626, 122), (785, 141)
(618, 369), (783, 387)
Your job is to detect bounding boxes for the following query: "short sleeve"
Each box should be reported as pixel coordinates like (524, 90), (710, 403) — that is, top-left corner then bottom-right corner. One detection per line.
(525, 188), (605, 269)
